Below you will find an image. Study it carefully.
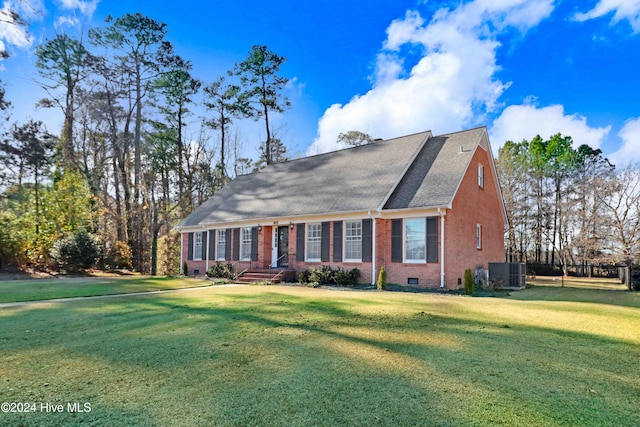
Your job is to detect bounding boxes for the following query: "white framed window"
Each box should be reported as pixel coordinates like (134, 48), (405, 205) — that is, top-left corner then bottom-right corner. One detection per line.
(476, 224), (482, 249)
(404, 218), (426, 263)
(306, 223), (322, 261)
(478, 164), (484, 188)
(216, 229), (226, 261)
(344, 220), (362, 261)
(194, 232), (203, 261)
(240, 227), (252, 261)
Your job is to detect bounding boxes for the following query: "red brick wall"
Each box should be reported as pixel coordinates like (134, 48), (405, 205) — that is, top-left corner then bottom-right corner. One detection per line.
(375, 218), (442, 287)
(444, 145), (505, 286)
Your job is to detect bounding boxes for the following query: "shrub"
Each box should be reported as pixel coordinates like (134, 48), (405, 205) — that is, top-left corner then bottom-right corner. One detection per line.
(102, 240), (133, 270)
(377, 266), (387, 290)
(51, 231), (101, 272)
(334, 267), (360, 286)
(182, 262), (188, 276)
(207, 262), (233, 279)
(157, 231), (180, 276)
(463, 268), (475, 295)
(297, 270), (311, 284)
(298, 266), (360, 286)
(309, 265), (334, 286)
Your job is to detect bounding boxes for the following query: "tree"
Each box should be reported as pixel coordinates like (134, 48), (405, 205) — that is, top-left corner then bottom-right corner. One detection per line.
(35, 33), (89, 170)
(89, 13), (169, 271)
(337, 131), (374, 147)
(570, 146), (614, 271)
(6, 120), (55, 235)
(151, 48), (201, 213)
(599, 163), (640, 267)
(255, 137), (288, 170)
(545, 133), (579, 267)
(234, 45), (291, 165)
(203, 76), (245, 176)
(497, 140), (531, 262)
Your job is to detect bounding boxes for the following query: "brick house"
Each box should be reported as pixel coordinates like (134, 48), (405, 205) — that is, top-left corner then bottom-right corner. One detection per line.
(176, 127), (506, 288)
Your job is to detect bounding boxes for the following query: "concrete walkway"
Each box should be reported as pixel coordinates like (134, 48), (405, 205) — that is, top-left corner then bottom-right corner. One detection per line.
(0, 283), (244, 308)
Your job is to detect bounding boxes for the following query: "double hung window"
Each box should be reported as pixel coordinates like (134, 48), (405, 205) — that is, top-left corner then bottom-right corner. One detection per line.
(404, 218), (426, 262)
(240, 228), (252, 261)
(344, 221), (362, 261)
(306, 223), (322, 261)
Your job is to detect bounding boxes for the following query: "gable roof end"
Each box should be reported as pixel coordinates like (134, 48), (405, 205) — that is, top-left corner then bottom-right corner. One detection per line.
(383, 127), (486, 210)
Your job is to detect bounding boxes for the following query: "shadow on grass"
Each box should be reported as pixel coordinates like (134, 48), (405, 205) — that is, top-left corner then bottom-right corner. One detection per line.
(0, 288), (638, 426)
(508, 283), (640, 308)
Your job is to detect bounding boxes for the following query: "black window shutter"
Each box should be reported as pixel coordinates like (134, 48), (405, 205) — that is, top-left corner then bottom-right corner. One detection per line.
(362, 218), (372, 262)
(391, 219), (403, 262)
(333, 221), (343, 262)
(251, 227), (259, 261)
(296, 223), (305, 261)
(233, 228), (240, 261)
(208, 230), (215, 260)
(187, 232), (194, 261)
(320, 222), (330, 262)
(225, 229), (231, 261)
(427, 217), (438, 263)
(202, 231), (208, 260)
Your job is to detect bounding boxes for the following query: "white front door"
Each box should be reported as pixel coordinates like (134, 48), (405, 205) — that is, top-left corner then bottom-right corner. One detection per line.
(271, 227), (278, 268)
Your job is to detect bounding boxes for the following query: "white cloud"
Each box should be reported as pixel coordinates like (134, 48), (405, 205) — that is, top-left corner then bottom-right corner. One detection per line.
(490, 104), (611, 151)
(307, 0), (554, 155)
(609, 117), (640, 166)
(56, 0), (99, 17)
(54, 15), (79, 30)
(574, 0), (640, 33)
(0, 1), (35, 52)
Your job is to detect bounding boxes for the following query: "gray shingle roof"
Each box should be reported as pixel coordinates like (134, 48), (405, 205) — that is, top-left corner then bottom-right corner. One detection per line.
(384, 127), (486, 210)
(178, 128), (486, 228)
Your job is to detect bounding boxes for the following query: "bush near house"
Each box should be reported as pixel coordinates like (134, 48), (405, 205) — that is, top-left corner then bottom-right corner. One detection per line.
(463, 268), (475, 295)
(298, 265), (360, 286)
(377, 266), (387, 290)
(207, 262), (235, 279)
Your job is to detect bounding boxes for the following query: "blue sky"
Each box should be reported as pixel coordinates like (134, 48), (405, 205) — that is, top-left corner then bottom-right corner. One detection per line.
(1, 0), (639, 165)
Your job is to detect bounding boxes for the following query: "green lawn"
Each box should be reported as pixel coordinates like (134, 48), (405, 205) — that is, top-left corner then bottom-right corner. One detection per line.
(0, 276), (211, 303)
(0, 281), (638, 426)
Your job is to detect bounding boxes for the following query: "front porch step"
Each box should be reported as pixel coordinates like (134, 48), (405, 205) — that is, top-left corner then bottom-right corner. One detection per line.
(235, 269), (296, 284)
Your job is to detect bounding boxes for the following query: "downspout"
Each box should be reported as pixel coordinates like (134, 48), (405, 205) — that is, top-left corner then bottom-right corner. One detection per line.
(438, 208), (445, 288)
(368, 210), (377, 286)
(179, 231), (184, 276)
(205, 227), (210, 273)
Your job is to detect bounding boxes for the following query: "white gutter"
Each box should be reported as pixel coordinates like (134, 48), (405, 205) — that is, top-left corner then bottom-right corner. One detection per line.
(438, 208), (445, 288)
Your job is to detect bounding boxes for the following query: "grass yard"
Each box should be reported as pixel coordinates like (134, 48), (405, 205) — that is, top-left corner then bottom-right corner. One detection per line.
(0, 280), (638, 426)
(0, 276), (211, 303)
